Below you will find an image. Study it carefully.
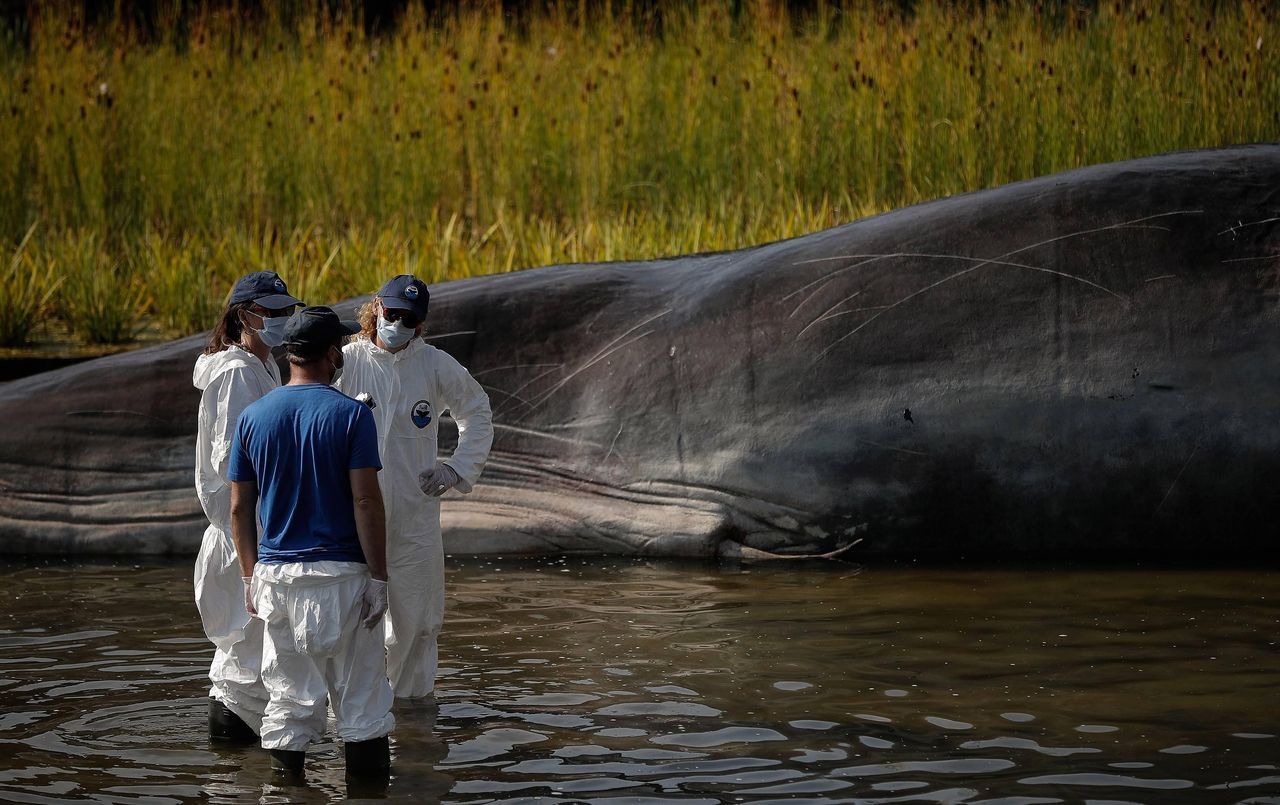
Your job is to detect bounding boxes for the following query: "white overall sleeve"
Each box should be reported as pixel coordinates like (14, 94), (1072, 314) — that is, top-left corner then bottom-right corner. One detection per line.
(435, 352), (493, 494)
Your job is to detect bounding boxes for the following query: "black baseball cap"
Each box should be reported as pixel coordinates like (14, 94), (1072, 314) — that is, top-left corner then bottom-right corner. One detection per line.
(377, 274), (430, 318)
(229, 271), (303, 309)
(283, 306), (360, 351)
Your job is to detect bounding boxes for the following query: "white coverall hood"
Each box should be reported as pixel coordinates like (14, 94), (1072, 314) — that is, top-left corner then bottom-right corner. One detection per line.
(194, 347), (253, 391)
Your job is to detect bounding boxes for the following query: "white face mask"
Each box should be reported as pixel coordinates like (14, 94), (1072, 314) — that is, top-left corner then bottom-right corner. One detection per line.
(244, 311), (288, 348)
(376, 315), (416, 349)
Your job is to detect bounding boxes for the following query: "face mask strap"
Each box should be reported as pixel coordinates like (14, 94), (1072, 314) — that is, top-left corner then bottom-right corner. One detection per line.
(329, 345), (344, 383)
(238, 306), (290, 349)
(239, 308), (265, 333)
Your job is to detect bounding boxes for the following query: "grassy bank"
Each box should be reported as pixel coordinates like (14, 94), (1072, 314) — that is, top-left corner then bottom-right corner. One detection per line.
(0, 2), (1275, 346)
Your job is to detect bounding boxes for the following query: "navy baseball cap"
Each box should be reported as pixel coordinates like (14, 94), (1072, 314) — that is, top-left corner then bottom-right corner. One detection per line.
(376, 274), (430, 318)
(229, 271), (303, 309)
(283, 306), (360, 351)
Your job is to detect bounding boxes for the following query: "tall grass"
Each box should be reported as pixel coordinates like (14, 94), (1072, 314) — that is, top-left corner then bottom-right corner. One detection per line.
(48, 230), (147, 344)
(0, 2), (1275, 345)
(0, 225), (55, 346)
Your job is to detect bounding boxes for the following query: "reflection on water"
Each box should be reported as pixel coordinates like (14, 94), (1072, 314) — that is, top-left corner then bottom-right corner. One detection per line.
(0, 558), (1277, 803)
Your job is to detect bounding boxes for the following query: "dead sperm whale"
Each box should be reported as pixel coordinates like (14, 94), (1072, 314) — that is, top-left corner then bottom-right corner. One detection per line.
(1, 144), (1277, 560)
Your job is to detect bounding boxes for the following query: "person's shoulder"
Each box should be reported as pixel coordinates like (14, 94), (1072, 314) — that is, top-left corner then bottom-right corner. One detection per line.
(342, 336), (372, 357)
(312, 385), (366, 414)
(419, 342), (466, 370)
(344, 336), (389, 369)
(193, 347), (256, 390)
(235, 386), (281, 427)
(317, 386), (376, 430)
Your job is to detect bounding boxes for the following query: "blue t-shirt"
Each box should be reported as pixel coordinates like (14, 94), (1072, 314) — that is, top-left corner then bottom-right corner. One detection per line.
(228, 384), (381, 564)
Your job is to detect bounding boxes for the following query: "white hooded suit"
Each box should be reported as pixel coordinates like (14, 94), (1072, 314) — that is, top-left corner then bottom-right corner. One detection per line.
(192, 346), (280, 732)
(337, 336), (493, 698)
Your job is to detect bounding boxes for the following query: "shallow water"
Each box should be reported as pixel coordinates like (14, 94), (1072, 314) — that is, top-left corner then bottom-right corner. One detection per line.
(0, 558), (1277, 804)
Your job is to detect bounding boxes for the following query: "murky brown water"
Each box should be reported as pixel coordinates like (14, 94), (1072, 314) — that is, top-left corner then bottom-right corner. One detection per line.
(0, 558), (1277, 803)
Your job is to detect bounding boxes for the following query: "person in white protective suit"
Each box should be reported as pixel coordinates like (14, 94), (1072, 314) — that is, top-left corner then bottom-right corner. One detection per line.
(192, 270), (301, 742)
(336, 274), (493, 700)
(229, 306), (395, 778)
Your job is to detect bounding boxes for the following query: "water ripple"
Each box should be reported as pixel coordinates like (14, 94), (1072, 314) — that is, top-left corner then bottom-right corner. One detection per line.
(1018, 772), (1195, 789)
(652, 727), (789, 747)
(1, 559), (1278, 803)
(834, 758), (1017, 777)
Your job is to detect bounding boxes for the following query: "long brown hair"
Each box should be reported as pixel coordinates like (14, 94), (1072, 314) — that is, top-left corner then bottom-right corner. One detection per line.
(204, 301), (254, 355)
(356, 300), (378, 341)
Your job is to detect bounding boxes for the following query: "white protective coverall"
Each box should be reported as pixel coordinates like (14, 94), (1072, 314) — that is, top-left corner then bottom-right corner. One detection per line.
(253, 561), (395, 750)
(192, 346), (280, 732)
(337, 337), (493, 698)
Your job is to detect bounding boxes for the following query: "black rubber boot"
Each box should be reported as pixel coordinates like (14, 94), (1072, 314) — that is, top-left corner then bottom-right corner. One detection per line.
(269, 748), (305, 776)
(344, 735), (391, 777)
(208, 699), (257, 744)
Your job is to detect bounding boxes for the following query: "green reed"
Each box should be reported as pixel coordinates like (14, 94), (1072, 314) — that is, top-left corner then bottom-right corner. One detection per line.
(0, 225), (56, 346)
(47, 230), (147, 344)
(0, 2), (1274, 345)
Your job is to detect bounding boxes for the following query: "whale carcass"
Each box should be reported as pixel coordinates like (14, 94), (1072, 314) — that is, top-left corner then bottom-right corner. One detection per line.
(1, 145), (1277, 560)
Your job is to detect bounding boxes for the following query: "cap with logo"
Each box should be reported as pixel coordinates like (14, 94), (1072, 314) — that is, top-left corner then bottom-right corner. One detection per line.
(376, 274), (430, 318)
(229, 271), (303, 309)
(283, 306), (361, 352)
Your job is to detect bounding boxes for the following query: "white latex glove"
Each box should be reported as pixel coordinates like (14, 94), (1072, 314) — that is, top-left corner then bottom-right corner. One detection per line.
(359, 578), (389, 629)
(242, 576), (256, 616)
(418, 463), (460, 498)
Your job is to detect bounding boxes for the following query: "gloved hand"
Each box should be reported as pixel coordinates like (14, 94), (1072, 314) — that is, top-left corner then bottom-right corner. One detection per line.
(418, 463), (460, 498)
(242, 576), (256, 616)
(359, 578), (389, 629)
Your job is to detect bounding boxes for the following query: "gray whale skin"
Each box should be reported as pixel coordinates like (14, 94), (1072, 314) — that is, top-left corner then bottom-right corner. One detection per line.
(2, 145), (1278, 560)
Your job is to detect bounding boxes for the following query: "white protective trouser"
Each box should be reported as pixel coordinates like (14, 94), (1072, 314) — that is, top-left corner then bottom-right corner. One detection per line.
(385, 509), (446, 699)
(254, 561), (395, 751)
(193, 525), (270, 732)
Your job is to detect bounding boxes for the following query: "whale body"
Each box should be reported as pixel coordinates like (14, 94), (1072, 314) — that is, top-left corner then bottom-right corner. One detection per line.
(1, 145), (1277, 560)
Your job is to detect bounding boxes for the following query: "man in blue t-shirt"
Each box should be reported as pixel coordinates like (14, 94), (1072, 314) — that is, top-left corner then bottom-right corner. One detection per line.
(228, 305), (394, 779)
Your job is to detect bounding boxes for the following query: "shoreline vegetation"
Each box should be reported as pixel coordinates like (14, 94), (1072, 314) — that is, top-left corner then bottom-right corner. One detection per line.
(1, 2), (1275, 350)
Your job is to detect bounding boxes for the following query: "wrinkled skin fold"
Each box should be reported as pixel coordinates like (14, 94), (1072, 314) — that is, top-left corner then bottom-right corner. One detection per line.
(2, 145), (1278, 560)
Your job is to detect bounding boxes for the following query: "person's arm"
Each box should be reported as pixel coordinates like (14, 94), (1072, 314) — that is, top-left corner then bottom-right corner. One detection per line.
(226, 415), (262, 614)
(230, 480), (260, 577)
(436, 353), (494, 493)
(349, 467), (387, 582)
(230, 479), (260, 615)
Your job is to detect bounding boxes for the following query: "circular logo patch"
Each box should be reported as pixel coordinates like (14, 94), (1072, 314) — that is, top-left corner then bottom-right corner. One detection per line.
(411, 400), (432, 428)
(274, 277), (287, 293)
(405, 284), (420, 300)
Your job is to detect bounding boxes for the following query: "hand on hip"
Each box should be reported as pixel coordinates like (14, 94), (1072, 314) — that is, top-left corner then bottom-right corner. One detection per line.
(418, 464), (459, 498)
